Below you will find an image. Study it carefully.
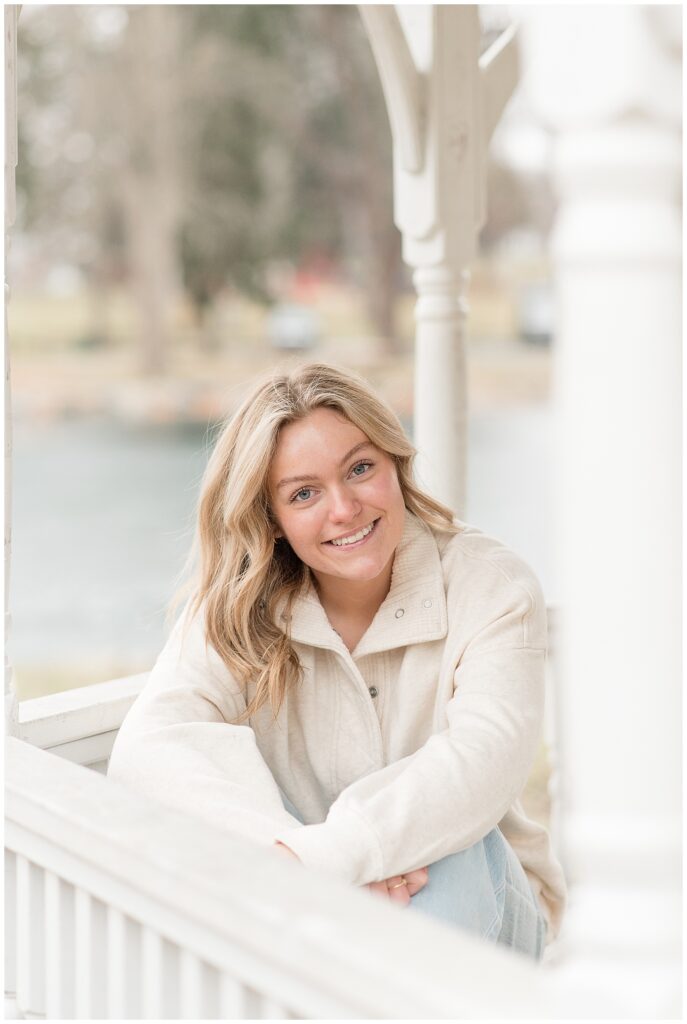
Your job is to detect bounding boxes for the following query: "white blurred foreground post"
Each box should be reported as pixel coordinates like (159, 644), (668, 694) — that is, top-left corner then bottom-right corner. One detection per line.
(520, 6), (682, 1017)
(360, 5), (519, 516)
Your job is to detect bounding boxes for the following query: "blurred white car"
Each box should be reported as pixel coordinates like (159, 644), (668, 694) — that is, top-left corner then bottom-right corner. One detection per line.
(518, 282), (554, 346)
(266, 304), (321, 350)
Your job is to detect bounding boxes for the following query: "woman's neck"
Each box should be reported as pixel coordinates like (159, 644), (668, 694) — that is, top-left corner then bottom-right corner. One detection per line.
(312, 554), (395, 626)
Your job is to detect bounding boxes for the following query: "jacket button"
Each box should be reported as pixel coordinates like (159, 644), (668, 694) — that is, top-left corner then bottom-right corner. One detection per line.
(368, 686), (378, 698)
(395, 608), (404, 618)
(423, 599), (433, 608)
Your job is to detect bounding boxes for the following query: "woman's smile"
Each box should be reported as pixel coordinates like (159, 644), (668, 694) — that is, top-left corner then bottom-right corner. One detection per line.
(324, 517), (380, 550)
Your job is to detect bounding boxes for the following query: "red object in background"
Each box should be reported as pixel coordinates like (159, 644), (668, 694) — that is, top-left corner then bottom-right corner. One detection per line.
(291, 251), (339, 303)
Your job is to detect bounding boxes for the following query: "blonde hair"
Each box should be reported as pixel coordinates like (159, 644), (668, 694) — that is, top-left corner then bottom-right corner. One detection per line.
(180, 362), (459, 725)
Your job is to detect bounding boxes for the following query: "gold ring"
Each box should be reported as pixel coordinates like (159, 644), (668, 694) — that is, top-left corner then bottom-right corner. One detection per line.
(388, 877), (408, 889)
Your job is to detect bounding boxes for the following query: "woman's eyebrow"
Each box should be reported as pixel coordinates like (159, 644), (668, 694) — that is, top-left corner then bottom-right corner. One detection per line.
(275, 441), (374, 490)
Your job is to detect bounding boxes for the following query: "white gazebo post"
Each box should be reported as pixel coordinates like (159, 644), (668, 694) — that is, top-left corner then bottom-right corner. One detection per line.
(360, 5), (518, 515)
(520, 7), (681, 1014)
(5, 4), (20, 738)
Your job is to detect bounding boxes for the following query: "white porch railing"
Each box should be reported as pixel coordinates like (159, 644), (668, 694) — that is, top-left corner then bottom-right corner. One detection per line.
(6, 719), (583, 1021)
(6, 619), (624, 1021)
(15, 673), (148, 775)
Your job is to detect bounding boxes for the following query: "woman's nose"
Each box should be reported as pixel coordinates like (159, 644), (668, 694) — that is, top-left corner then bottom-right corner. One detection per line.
(328, 486), (361, 522)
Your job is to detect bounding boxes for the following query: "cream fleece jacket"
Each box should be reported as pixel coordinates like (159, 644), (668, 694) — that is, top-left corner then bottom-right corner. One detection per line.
(108, 510), (567, 944)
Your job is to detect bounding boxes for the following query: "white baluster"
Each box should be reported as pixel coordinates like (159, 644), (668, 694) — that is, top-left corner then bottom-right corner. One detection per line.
(105, 907), (127, 1019)
(74, 889), (93, 1018)
(60, 879), (76, 1019)
(15, 857), (45, 1018)
(201, 964), (221, 1019)
(219, 974), (254, 1018)
(162, 938), (180, 1016)
(179, 949), (204, 1019)
(258, 995), (291, 1019)
(45, 878), (95, 1020)
(141, 927), (165, 1019)
(44, 871), (64, 1018)
(89, 897), (107, 1018)
(4, 850), (16, 1001)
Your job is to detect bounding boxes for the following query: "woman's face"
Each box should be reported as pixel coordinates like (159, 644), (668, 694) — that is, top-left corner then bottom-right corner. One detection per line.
(268, 407), (406, 588)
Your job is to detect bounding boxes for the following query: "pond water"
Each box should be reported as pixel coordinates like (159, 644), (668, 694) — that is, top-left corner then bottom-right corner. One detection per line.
(9, 408), (555, 689)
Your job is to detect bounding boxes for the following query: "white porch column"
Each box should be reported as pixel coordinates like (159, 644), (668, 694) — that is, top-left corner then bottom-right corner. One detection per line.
(520, 7), (681, 1015)
(412, 267), (469, 513)
(5, 5), (20, 737)
(360, 5), (518, 515)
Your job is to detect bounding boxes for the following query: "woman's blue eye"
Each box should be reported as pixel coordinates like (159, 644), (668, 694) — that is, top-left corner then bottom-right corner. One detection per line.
(351, 461), (373, 476)
(291, 488), (313, 503)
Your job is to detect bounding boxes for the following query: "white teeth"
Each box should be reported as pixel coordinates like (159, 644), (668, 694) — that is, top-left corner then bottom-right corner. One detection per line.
(330, 521), (376, 546)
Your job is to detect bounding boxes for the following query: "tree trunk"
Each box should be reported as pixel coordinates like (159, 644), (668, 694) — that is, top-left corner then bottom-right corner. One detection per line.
(117, 7), (183, 376)
(365, 216), (402, 354)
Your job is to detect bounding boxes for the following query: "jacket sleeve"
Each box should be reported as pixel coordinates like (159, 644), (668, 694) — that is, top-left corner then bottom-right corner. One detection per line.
(272, 568), (547, 886)
(108, 604), (303, 844)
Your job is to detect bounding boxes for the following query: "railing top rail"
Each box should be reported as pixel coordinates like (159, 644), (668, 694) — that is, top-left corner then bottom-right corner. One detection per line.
(18, 672), (149, 746)
(6, 735), (566, 1019)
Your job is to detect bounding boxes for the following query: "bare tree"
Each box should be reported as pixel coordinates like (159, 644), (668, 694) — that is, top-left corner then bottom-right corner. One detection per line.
(111, 7), (183, 374)
(17, 5), (185, 374)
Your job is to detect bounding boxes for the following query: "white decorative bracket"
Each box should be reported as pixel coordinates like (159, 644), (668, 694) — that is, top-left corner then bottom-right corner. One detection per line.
(358, 5), (425, 174)
(360, 5), (520, 265)
(479, 23), (519, 143)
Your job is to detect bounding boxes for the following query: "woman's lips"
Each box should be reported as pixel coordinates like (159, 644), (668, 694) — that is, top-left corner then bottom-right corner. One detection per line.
(324, 517), (380, 550)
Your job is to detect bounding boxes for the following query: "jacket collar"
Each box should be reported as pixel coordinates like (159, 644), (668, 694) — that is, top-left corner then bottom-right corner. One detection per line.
(276, 509), (448, 658)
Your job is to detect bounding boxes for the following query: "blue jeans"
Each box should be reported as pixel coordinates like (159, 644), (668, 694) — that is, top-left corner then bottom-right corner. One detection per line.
(280, 792), (547, 962)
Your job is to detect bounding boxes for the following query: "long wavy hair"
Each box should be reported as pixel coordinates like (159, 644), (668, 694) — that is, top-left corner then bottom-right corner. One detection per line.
(179, 362), (460, 725)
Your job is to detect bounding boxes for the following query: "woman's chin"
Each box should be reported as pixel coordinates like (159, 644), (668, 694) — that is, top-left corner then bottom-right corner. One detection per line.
(322, 552), (391, 583)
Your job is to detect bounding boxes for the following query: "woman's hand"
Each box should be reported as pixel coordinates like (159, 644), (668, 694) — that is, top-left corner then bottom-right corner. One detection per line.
(274, 840), (428, 906)
(364, 866), (429, 905)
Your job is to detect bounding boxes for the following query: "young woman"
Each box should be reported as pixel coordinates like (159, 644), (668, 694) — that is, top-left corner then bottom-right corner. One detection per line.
(109, 363), (566, 961)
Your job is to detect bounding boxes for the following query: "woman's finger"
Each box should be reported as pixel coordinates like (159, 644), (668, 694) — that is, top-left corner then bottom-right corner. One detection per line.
(404, 867), (429, 896)
(365, 880), (390, 898)
(385, 875), (411, 905)
(364, 867), (430, 902)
